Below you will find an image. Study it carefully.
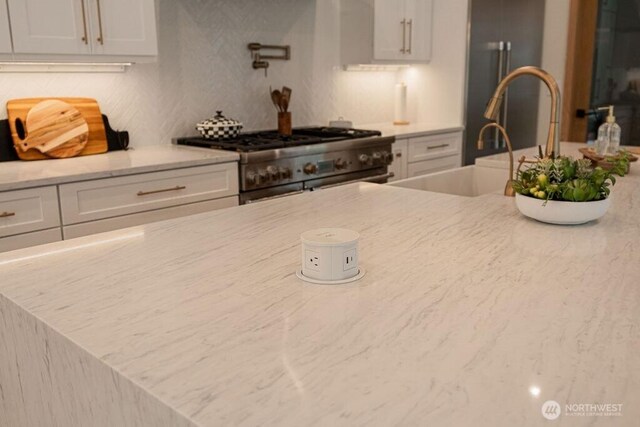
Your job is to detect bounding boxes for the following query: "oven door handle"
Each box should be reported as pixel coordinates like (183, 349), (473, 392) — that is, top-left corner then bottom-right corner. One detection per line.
(244, 189), (305, 204)
(313, 172), (395, 190)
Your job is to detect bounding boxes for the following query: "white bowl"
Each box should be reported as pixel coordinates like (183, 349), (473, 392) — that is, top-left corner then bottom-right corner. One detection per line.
(515, 193), (612, 225)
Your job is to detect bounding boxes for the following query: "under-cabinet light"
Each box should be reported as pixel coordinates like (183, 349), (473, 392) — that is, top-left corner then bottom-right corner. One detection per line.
(343, 64), (411, 71)
(0, 62), (132, 73)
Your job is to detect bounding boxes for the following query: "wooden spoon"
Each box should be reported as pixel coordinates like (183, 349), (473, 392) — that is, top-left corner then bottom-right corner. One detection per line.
(271, 90), (283, 112)
(281, 87), (292, 112)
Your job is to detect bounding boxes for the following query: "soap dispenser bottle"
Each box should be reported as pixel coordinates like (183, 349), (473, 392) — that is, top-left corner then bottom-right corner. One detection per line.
(595, 105), (621, 155)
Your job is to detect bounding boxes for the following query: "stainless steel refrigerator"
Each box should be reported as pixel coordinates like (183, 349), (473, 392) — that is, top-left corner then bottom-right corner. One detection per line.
(464, 0), (546, 165)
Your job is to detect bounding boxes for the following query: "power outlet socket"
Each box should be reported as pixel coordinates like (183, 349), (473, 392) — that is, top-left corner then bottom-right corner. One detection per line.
(343, 248), (357, 271)
(305, 250), (321, 271)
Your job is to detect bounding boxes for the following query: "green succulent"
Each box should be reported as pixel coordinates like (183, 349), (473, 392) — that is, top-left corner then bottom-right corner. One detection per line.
(512, 151), (628, 203)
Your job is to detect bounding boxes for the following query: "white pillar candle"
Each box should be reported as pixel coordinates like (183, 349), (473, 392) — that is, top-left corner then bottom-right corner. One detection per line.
(394, 82), (409, 125)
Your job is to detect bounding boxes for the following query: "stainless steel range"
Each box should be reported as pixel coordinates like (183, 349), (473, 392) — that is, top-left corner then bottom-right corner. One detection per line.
(176, 127), (395, 204)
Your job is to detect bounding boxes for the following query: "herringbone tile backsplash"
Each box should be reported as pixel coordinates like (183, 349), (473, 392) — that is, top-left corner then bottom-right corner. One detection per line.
(0, 0), (463, 146)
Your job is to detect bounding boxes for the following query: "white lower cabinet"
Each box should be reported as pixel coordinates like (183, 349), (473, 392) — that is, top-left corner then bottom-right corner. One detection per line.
(59, 163), (238, 225)
(0, 186), (60, 238)
(407, 154), (461, 177)
(63, 197), (237, 239)
(389, 130), (463, 181)
(0, 162), (239, 253)
(388, 139), (408, 182)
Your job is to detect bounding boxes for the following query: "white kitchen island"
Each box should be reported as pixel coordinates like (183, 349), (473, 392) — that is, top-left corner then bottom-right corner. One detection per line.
(0, 163), (639, 426)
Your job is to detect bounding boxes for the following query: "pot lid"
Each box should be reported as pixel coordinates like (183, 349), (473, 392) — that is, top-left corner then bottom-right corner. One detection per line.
(197, 111), (243, 128)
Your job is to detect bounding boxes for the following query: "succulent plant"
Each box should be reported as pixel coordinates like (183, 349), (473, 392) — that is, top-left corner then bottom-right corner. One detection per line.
(512, 151), (629, 203)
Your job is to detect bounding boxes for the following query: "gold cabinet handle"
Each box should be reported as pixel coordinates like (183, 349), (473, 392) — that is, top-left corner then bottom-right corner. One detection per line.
(427, 144), (450, 150)
(0, 211), (16, 218)
(80, 0), (89, 44)
(395, 152), (402, 158)
(96, 0), (105, 45)
(400, 19), (406, 53)
(137, 186), (186, 196)
(407, 19), (413, 54)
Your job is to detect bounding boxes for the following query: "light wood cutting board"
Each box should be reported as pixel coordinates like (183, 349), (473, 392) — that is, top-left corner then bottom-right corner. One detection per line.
(18, 100), (89, 158)
(7, 97), (108, 160)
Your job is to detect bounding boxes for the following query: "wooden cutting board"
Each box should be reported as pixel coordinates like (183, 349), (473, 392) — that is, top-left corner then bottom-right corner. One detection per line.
(7, 97), (108, 160)
(17, 100), (89, 158)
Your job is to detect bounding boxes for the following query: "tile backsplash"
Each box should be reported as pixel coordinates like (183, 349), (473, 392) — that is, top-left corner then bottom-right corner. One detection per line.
(0, 0), (467, 146)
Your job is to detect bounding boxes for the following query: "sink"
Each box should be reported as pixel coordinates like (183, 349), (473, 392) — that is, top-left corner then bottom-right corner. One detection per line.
(388, 165), (507, 197)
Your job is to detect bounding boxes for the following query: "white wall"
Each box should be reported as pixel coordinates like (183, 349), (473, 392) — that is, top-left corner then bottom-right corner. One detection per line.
(536, 0), (571, 145)
(0, 0), (468, 146)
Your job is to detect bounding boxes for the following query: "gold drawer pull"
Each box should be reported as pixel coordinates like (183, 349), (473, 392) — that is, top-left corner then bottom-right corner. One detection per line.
(0, 211), (16, 218)
(137, 186), (186, 196)
(427, 144), (450, 150)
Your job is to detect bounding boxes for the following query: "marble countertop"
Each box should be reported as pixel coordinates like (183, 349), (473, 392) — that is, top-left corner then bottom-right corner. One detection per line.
(0, 144), (239, 192)
(358, 122), (464, 138)
(1, 161), (639, 425)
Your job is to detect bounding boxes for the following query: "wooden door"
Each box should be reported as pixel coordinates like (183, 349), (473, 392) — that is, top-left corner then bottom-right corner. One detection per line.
(561, 0), (599, 142)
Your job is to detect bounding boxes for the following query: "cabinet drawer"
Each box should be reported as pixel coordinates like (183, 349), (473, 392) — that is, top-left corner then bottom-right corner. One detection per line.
(59, 163), (239, 225)
(0, 228), (62, 253)
(63, 196), (238, 240)
(408, 132), (462, 162)
(408, 154), (460, 177)
(0, 186), (60, 238)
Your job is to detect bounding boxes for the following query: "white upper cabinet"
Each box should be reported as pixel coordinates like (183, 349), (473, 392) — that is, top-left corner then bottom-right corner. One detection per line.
(374, 0), (432, 62)
(8, 0), (91, 55)
(0, 1), (12, 53)
(87, 0), (158, 56)
(373, 0), (407, 61)
(341, 0), (432, 65)
(5, 0), (157, 58)
(401, 0), (432, 62)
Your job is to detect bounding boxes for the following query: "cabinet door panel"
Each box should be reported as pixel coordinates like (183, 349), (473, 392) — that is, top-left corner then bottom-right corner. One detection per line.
(0, 1), (12, 53)
(7, 0), (90, 54)
(374, 0), (406, 61)
(89, 0), (157, 56)
(389, 139), (408, 181)
(403, 0), (433, 62)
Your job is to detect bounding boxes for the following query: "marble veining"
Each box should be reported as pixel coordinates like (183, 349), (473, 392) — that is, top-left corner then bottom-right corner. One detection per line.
(0, 144), (239, 192)
(0, 166), (639, 425)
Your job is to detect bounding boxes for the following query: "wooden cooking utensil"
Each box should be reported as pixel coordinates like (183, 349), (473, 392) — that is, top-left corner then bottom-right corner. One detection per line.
(7, 97), (108, 161)
(281, 86), (292, 112)
(271, 90), (283, 112)
(17, 100), (89, 158)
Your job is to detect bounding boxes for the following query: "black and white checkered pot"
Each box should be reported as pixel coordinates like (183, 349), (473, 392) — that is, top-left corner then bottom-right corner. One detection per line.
(196, 111), (243, 140)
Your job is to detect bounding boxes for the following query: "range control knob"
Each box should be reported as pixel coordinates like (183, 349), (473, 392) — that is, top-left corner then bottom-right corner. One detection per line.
(279, 166), (292, 179)
(266, 165), (279, 180)
(359, 154), (371, 166)
(247, 170), (260, 186)
(303, 163), (318, 175)
(258, 169), (268, 182)
(382, 151), (394, 164)
(335, 158), (348, 170)
(372, 152), (382, 164)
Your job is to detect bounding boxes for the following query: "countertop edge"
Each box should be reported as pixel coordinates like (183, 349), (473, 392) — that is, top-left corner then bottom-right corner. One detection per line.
(0, 147), (239, 192)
